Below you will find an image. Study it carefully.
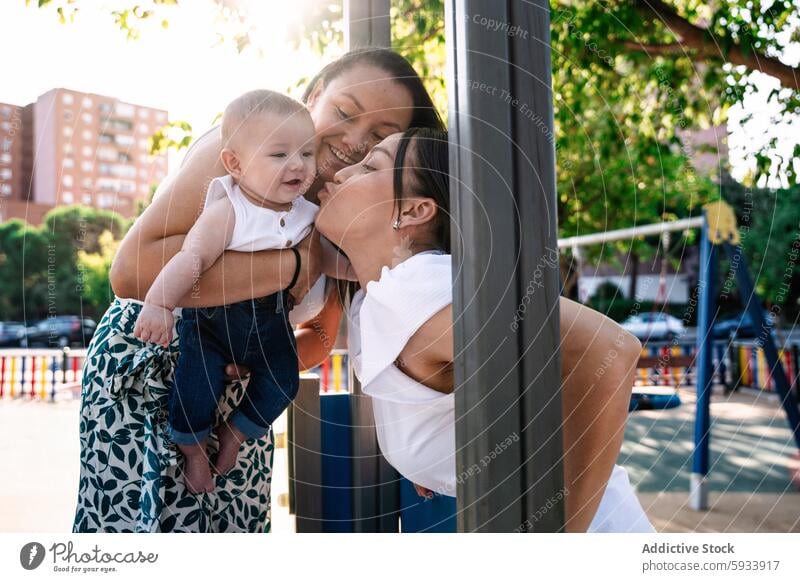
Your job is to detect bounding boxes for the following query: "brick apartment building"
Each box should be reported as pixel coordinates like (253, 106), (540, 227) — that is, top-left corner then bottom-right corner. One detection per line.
(0, 88), (168, 223)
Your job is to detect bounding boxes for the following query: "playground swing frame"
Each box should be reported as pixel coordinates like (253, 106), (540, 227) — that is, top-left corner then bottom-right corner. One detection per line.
(559, 201), (800, 511)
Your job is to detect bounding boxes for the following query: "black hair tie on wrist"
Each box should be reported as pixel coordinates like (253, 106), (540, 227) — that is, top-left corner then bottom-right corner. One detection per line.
(286, 246), (301, 291)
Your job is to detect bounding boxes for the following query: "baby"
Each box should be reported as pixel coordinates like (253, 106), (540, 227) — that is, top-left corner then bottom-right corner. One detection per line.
(134, 89), (346, 494)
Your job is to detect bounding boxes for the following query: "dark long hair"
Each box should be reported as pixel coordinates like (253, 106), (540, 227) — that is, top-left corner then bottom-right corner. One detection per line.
(303, 49), (446, 310)
(393, 127), (451, 253)
(301, 47), (444, 131)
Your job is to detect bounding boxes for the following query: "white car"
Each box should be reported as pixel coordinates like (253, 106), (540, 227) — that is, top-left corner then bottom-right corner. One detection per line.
(621, 312), (685, 341)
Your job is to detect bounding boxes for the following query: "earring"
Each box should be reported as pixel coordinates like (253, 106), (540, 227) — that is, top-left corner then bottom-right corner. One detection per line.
(392, 218), (400, 230)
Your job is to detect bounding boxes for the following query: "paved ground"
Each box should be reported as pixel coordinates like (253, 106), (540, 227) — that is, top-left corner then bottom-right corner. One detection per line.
(621, 384), (800, 532)
(2, 382), (799, 532)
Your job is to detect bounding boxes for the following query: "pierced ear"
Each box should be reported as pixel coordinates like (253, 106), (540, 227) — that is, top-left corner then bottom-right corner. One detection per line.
(220, 148), (241, 179)
(399, 197), (438, 226)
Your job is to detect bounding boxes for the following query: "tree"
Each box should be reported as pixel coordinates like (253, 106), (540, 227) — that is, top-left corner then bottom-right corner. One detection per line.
(721, 178), (800, 322)
(0, 219), (49, 321)
(77, 230), (121, 316)
(0, 206), (129, 321)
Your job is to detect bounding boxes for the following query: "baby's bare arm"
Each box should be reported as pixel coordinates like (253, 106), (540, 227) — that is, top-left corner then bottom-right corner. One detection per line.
(144, 198), (236, 311)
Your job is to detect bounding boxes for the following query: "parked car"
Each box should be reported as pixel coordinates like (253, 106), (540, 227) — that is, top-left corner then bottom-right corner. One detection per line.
(621, 312), (686, 341)
(712, 310), (775, 339)
(19, 316), (97, 348)
(0, 321), (25, 347)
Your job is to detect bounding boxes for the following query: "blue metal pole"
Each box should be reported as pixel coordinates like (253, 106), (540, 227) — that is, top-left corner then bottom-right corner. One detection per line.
(692, 215), (717, 510)
(722, 241), (800, 450)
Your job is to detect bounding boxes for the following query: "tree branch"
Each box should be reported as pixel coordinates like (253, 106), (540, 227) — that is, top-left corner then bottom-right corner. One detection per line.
(633, 0), (800, 90)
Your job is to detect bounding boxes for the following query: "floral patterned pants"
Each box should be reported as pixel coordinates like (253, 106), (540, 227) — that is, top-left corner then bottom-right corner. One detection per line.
(72, 297), (275, 532)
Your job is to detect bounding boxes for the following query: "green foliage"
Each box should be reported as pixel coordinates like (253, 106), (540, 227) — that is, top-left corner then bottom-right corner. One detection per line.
(721, 179), (800, 316)
(0, 206), (129, 321)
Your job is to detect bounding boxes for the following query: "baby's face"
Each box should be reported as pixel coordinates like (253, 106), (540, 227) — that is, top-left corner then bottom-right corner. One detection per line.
(234, 111), (316, 204)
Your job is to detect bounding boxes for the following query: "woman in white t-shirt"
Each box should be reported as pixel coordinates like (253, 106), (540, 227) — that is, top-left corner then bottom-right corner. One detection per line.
(314, 127), (654, 533)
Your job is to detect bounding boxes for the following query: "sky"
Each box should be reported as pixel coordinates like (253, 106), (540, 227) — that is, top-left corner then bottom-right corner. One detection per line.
(0, 0), (327, 170)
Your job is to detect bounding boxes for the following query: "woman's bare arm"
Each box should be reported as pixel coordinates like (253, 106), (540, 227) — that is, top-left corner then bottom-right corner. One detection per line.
(557, 296), (640, 533)
(295, 282), (345, 371)
(419, 296), (639, 532)
(110, 126), (322, 307)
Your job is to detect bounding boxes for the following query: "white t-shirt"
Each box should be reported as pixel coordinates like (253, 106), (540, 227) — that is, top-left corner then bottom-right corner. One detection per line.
(347, 250), (655, 532)
(204, 174), (318, 253)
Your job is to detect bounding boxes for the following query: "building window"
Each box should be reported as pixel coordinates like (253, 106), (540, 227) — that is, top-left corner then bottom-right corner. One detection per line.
(138, 123), (150, 135)
(114, 103), (135, 118)
(62, 93), (74, 105)
(62, 191), (74, 204)
(62, 175), (73, 187)
(82, 145), (93, 157)
(118, 182), (136, 194)
(0, 184), (11, 196)
(1, 121), (10, 131)
(63, 143), (73, 155)
(138, 139), (149, 151)
(156, 111), (167, 123)
(2, 138), (12, 152)
(63, 158), (75, 169)
(81, 161), (93, 172)
(0, 153), (10, 164)
(82, 177), (93, 188)
(82, 112), (93, 124)
(63, 127), (73, 138)
(0, 168), (11, 180)
(138, 109), (149, 119)
(82, 129), (92, 141)
(82, 193), (92, 204)
(98, 133), (113, 144)
(0, 106), (10, 119)
(64, 110), (74, 122)
(82, 96), (93, 109)
(115, 134), (134, 147)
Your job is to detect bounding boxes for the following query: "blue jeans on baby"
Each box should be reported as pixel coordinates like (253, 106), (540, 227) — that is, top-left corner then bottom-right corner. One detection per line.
(167, 289), (299, 445)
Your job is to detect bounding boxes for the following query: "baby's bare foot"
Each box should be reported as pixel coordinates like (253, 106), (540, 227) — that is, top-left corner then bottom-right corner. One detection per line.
(178, 442), (214, 494)
(213, 421), (247, 476)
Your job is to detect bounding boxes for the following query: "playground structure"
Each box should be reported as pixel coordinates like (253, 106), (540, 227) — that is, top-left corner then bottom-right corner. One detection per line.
(560, 200), (800, 510)
(0, 348), (86, 402)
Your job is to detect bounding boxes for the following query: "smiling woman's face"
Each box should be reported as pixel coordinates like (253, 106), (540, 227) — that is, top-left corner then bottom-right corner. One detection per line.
(306, 66), (414, 183)
(315, 132), (404, 251)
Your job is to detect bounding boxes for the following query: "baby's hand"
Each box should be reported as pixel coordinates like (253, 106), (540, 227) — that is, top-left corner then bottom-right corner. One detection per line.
(134, 303), (174, 347)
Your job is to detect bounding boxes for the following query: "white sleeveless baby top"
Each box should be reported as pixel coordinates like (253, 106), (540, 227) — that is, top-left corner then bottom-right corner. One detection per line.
(204, 174), (319, 253)
(347, 250), (655, 533)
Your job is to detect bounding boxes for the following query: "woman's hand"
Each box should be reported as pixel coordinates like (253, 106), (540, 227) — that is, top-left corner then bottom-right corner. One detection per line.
(224, 364), (251, 380)
(413, 483), (434, 499)
(289, 227), (323, 306)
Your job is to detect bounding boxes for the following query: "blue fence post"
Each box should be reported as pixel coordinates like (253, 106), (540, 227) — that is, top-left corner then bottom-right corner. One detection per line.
(50, 356), (58, 402)
(692, 214), (717, 511)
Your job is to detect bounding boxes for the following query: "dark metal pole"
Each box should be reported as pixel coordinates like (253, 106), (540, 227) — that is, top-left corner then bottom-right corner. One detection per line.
(344, 0), (391, 49)
(447, 0), (564, 532)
